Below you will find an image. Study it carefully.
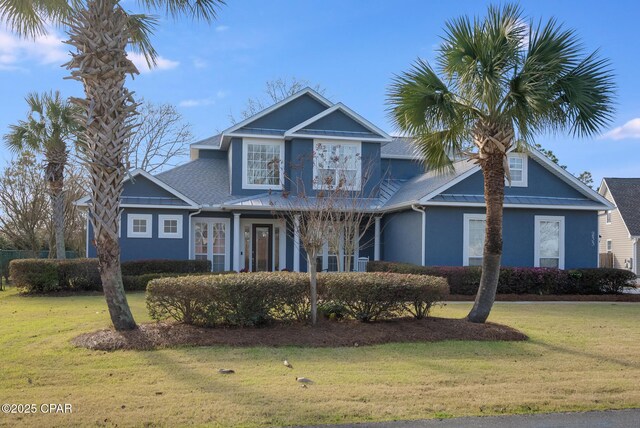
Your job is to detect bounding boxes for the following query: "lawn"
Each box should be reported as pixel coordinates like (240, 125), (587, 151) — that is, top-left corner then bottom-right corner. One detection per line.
(1, 287), (639, 427)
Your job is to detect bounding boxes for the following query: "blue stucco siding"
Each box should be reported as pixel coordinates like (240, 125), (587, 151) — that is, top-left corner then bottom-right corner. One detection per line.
(238, 94), (328, 132)
(285, 138), (314, 194)
(382, 210), (423, 265)
(88, 208), (191, 261)
(197, 149), (227, 160)
(424, 206), (598, 268)
(361, 142), (381, 197)
(302, 109), (373, 134)
(123, 175), (177, 199)
(446, 156), (586, 199)
(381, 158), (424, 180)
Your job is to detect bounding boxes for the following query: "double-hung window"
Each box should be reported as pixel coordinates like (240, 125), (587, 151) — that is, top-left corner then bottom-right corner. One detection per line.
(242, 138), (284, 189)
(606, 210), (612, 224)
(158, 214), (183, 239)
(313, 140), (361, 191)
(127, 214), (152, 238)
(534, 216), (565, 269)
(463, 214), (486, 266)
(507, 153), (527, 187)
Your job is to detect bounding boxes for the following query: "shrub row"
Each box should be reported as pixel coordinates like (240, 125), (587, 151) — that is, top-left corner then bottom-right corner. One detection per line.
(366, 261), (636, 295)
(146, 272), (448, 326)
(9, 258), (213, 293)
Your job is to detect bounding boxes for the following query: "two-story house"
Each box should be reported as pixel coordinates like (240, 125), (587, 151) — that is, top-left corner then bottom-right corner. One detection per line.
(598, 178), (640, 275)
(79, 88), (613, 272)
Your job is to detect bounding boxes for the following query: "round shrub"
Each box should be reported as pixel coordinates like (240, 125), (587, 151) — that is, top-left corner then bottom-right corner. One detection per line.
(10, 259), (60, 293)
(146, 272), (310, 327)
(146, 271), (448, 326)
(320, 272), (448, 322)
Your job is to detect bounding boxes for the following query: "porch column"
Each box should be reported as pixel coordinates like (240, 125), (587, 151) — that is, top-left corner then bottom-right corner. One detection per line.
(374, 216), (381, 261)
(232, 212), (241, 272)
(293, 214), (300, 272)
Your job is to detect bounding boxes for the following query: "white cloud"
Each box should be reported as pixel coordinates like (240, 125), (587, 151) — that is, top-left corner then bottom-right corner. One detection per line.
(0, 25), (68, 71)
(127, 52), (179, 74)
(601, 118), (640, 140)
(216, 90), (229, 99)
(215, 25), (230, 32)
(179, 98), (216, 108)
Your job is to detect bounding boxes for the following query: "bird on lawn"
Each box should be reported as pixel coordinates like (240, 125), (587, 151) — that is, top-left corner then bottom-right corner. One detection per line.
(218, 368), (235, 374)
(296, 377), (313, 384)
(283, 359), (293, 369)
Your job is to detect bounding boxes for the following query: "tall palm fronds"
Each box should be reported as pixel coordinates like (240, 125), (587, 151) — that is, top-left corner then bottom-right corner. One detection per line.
(0, 0), (225, 330)
(388, 4), (615, 323)
(4, 91), (80, 259)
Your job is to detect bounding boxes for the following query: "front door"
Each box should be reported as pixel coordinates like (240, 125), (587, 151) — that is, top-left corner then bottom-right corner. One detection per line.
(252, 224), (273, 272)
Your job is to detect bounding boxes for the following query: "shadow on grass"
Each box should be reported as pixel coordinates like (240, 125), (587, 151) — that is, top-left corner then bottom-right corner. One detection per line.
(530, 340), (636, 368)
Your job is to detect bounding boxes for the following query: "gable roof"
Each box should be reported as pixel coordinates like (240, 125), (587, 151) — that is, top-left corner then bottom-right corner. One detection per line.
(155, 158), (233, 207)
(285, 103), (392, 142)
(381, 137), (419, 159)
(601, 178), (640, 237)
(382, 159), (477, 209)
(225, 88), (332, 134)
(75, 169), (199, 208)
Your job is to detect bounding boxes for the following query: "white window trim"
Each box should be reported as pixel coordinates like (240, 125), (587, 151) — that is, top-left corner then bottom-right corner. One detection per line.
(191, 217), (231, 271)
(158, 214), (183, 239)
(241, 138), (285, 190)
(463, 213), (486, 266)
(507, 153), (528, 187)
(606, 210), (612, 224)
(606, 239), (612, 253)
(312, 139), (362, 191)
(534, 215), (565, 269)
(127, 214), (153, 238)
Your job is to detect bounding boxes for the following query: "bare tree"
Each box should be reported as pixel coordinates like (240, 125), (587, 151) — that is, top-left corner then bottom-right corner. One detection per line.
(126, 101), (193, 173)
(275, 142), (378, 323)
(326, 159), (378, 273)
(0, 153), (50, 253)
(230, 77), (326, 124)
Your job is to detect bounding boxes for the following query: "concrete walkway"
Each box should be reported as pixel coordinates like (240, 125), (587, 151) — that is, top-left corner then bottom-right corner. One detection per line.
(306, 409), (640, 428)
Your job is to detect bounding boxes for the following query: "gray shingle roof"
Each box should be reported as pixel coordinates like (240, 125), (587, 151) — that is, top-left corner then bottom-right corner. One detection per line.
(155, 158), (232, 206)
(381, 137), (418, 158)
(192, 134), (222, 148)
(381, 159), (477, 208)
(604, 178), (640, 236)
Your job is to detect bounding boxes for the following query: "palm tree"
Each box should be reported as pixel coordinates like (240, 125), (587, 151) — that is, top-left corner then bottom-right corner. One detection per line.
(5, 91), (79, 260)
(388, 4), (614, 323)
(1, 0), (225, 330)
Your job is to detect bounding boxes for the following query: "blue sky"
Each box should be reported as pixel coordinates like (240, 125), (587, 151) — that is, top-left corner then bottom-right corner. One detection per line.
(1, 0), (639, 184)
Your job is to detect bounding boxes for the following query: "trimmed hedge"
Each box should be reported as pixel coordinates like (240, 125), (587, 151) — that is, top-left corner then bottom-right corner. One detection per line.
(121, 259), (211, 276)
(10, 258), (216, 294)
(367, 261), (636, 295)
(146, 271), (448, 326)
(10, 259), (60, 293)
(322, 272), (448, 321)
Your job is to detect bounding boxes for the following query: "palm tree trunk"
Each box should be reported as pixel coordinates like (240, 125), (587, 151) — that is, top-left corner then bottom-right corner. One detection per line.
(65, 0), (137, 330)
(467, 125), (509, 323)
(47, 157), (67, 260)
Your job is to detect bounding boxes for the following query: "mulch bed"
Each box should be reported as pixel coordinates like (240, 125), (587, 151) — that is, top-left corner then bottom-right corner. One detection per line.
(71, 317), (528, 351)
(449, 294), (640, 302)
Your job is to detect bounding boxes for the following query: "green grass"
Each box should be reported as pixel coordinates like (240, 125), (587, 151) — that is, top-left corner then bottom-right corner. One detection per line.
(1, 287), (639, 427)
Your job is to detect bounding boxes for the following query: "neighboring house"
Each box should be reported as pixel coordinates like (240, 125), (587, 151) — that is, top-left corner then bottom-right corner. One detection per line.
(598, 178), (640, 275)
(77, 88), (613, 272)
